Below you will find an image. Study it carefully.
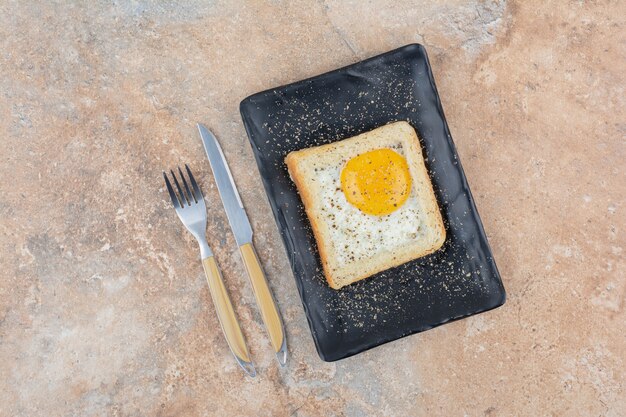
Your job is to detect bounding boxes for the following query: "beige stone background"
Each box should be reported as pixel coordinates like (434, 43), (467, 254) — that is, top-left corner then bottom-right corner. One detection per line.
(0, 0), (624, 416)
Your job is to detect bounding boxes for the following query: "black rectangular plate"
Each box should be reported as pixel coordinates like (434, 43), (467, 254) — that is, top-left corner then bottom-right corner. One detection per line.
(240, 44), (505, 362)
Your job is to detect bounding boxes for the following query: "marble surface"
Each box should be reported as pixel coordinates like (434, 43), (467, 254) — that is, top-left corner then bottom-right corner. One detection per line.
(1, 1), (624, 416)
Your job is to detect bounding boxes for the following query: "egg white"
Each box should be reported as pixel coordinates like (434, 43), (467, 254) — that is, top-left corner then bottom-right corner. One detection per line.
(314, 145), (424, 267)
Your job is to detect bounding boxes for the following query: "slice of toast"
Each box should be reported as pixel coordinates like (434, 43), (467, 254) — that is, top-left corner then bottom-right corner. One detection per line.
(285, 121), (446, 289)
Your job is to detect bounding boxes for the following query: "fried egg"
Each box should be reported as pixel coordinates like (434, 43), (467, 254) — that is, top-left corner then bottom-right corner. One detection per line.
(316, 144), (424, 266)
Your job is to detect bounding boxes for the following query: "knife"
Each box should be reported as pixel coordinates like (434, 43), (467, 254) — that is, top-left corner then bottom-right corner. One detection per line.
(197, 123), (287, 366)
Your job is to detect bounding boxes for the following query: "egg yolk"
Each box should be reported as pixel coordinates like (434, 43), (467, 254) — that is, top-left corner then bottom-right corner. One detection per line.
(340, 148), (412, 216)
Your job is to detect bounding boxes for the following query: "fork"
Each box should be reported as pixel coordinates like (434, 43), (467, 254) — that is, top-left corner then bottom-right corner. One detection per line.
(163, 165), (255, 377)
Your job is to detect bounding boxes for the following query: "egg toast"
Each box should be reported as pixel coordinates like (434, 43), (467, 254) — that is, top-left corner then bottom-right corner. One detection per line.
(285, 121), (446, 289)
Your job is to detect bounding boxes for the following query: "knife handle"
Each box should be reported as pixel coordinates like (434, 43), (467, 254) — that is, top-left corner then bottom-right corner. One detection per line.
(202, 256), (256, 377)
(239, 243), (287, 366)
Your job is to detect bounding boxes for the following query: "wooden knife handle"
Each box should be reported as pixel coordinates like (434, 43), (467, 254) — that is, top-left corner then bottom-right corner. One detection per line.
(202, 256), (255, 376)
(239, 243), (287, 364)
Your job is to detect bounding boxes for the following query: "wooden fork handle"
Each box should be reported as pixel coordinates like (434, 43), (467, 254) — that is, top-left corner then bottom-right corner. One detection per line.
(202, 256), (255, 376)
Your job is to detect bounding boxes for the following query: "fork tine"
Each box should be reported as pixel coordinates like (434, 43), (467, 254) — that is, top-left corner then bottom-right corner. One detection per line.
(170, 169), (189, 207)
(178, 166), (195, 204)
(186, 164), (203, 202)
(163, 172), (181, 209)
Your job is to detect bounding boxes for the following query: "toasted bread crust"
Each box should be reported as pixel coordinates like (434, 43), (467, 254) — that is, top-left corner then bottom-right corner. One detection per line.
(285, 121), (446, 289)
(285, 151), (338, 288)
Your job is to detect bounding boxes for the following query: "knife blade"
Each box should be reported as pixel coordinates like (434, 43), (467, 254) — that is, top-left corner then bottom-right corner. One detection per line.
(197, 123), (253, 246)
(197, 123), (287, 366)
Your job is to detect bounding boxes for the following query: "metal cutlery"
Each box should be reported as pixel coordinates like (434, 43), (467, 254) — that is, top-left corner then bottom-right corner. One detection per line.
(163, 165), (256, 377)
(197, 123), (288, 366)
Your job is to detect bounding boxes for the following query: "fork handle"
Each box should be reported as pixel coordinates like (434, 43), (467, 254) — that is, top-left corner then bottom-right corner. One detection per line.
(239, 243), (287, 366)
(202, 256), (256, 377)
